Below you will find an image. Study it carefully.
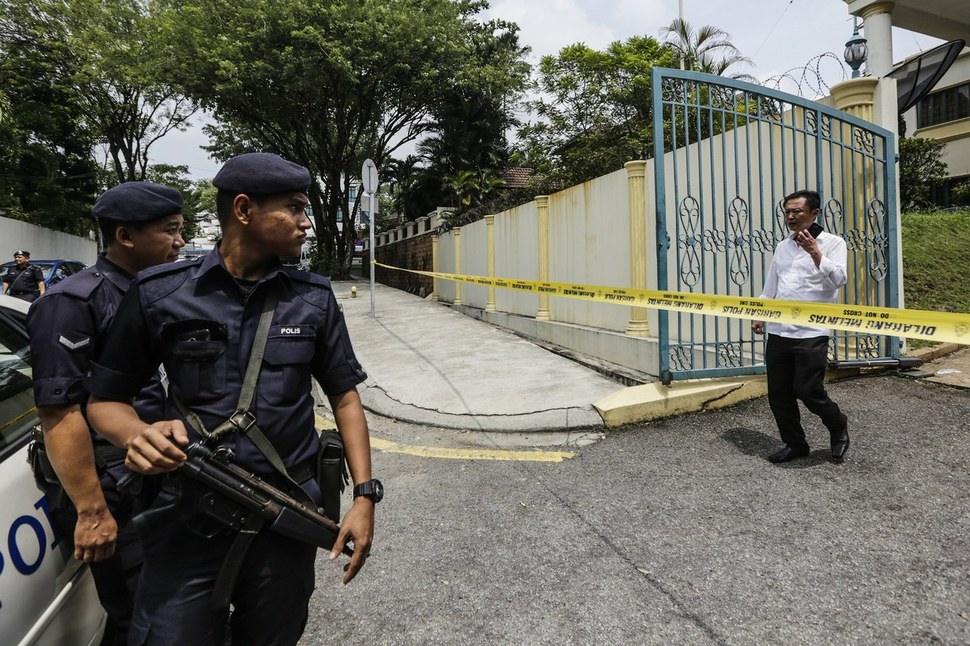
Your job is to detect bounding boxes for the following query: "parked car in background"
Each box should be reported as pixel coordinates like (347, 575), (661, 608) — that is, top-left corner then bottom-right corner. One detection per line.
(0, 295), (106, 645)
(0, 259), (86, 290)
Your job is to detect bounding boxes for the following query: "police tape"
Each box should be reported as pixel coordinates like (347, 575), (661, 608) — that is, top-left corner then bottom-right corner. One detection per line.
(373, 261), (970, 345)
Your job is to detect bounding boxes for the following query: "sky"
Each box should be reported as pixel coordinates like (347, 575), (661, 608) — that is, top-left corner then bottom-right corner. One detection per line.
(149, 0), (945, 180)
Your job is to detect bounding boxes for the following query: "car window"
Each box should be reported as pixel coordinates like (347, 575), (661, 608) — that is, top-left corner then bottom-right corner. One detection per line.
(51, 266), (70, 284)
(0, 307), (33, 457)
(36, 263), (54, 281)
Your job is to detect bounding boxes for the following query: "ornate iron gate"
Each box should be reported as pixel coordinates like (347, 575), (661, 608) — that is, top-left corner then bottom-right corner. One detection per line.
(651, 69), (899, 384)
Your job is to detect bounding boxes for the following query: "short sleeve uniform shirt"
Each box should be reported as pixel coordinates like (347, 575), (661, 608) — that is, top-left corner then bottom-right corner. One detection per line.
(28, 255), (167, 435)
(4, 264), (44, 294)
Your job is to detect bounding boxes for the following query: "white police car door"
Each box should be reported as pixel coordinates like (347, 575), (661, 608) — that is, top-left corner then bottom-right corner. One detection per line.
(0, 295), (106, 645)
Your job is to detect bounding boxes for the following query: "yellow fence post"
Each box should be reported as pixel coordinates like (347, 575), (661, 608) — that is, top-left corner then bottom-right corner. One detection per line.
(453, 227), (462, 307)
(431, 233), (439, 302)
(535, 195), (550, 321)
(625, 161), (650, 336)
(485, 214), (496, 312)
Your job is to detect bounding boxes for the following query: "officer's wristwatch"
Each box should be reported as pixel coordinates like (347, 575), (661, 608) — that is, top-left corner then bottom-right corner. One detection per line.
(353, 479), (384, 503)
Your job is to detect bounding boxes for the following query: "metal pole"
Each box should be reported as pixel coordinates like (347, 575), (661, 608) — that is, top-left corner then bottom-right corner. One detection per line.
(368, 191), (376, 318)
(679, 0), (685, 70)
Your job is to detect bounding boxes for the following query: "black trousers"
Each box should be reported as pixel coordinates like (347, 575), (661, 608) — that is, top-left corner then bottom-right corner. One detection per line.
(765, 334), (847, 451)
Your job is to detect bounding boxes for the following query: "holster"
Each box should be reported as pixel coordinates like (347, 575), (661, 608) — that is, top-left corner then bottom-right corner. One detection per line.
(316, 430), (348, 522)
(27, 429), (69, 509)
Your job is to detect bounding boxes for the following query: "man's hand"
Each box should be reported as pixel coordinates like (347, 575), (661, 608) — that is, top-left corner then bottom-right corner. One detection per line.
(794, 229), (822, 267)
(752, 321), (765, 335)
(329, 497), (374, 584)
(124, 420), (190, 475)
(74, 506), (118, 563)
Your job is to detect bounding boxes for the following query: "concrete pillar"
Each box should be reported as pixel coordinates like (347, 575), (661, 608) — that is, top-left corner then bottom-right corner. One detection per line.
(431, 233), (439, 302)
(453, 227), (462, 307)
(625, 161), (650, 336)
(830, 77), (880, 124)
(861, 1), (894, 77)
(535, 195), (550, 321)
(485, 215), (496, 313)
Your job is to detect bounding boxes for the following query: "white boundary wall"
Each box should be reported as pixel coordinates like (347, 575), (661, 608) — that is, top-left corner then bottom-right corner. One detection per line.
(0, 217), (98, 265)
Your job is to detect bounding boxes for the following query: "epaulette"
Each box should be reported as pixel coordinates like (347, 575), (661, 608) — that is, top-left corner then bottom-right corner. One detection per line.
(136, 257), (198, 302)
(50, 266), (105, 300)
(284, 267), (331, 289)
(136, 257), (200, 283)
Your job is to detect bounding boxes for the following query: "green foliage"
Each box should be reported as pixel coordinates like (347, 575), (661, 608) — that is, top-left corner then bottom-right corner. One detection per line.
(0, 0), (101, 233)
(154, 0), (527, 278)
(516, 37), (678, 190)
(0, 0), (196, 235)
(658, 19), (755, 81)
(901, 209), (970, 347)
(898, 137), (948, 211)
(950, 180), (970, 207)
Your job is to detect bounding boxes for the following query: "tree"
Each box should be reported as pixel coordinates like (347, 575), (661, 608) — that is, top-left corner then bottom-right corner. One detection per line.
(659, 19), (756, 81)
(0, 0), (198, 237)
(516, 37), (678, 189)
(154, 0), (528, 278)
(399, 22), (530, 224)
(899, 137), (948, 211)
(2, 0), (196, 185)
(0, 4), (100, 234)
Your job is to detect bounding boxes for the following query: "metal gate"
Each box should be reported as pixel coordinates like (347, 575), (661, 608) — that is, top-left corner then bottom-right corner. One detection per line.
(651, 69), (899, 384)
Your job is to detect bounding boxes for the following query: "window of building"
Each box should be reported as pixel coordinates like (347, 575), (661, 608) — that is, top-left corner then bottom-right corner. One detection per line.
(917, 82), (970, 129)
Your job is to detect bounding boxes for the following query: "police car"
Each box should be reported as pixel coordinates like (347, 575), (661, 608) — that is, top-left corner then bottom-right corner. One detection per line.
(0, 294), (106, 645)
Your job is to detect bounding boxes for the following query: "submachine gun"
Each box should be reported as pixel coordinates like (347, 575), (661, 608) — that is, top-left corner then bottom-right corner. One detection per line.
(144, 442), (353, 607)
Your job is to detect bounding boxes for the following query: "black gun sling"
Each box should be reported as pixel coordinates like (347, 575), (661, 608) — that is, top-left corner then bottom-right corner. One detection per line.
(172, 283), (321, 608)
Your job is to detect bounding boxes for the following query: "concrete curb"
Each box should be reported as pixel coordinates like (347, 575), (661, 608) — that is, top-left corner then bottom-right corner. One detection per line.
(904, 342), (966, 362)
(593, 376), (769, 428)
(357, 381), (606, 432)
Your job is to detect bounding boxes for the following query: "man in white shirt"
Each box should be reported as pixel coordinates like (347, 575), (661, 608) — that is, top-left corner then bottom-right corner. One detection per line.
(752, 190), (850, 463)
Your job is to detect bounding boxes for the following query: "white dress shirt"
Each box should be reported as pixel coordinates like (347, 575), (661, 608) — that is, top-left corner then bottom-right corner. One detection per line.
(760, 230), (848, 338)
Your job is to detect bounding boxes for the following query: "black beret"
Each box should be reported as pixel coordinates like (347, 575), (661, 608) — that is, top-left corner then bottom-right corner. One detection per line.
(93, 181), (184, 223)
(13, 250), (29, 257)
(212, 152), (311, 195)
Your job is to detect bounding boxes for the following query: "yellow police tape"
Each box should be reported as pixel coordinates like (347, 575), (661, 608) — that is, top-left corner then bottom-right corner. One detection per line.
(373, 261), (970, 345)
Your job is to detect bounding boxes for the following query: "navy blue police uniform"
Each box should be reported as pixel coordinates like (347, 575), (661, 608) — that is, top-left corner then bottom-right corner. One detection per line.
(4, 251), (45, 302)
(27, 182), (181, 645)
(86, 155), (368, 646)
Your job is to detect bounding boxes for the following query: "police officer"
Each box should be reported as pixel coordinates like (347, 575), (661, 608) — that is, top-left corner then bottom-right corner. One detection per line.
(87, 153), (378, 646)
(3, 250), (46, 301)
(27, 181), (185, 645)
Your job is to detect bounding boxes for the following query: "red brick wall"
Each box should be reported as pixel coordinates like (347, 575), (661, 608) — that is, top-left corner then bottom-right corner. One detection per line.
(367, 232), (434, 296)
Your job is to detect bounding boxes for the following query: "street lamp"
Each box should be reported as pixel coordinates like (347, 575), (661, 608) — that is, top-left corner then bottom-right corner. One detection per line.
(844, 21), (869, 78)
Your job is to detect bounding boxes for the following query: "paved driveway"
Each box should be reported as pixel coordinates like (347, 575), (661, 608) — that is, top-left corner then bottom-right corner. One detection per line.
(301, 372), (970, 645)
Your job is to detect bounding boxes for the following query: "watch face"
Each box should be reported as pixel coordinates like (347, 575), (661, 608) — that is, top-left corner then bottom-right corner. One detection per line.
(356, 479), (384, 503)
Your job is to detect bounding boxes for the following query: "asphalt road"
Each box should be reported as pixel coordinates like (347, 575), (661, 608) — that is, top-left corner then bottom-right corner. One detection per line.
(299, 372), (970, 645)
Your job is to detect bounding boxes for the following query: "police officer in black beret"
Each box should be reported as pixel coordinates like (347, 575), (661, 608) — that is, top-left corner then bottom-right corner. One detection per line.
(87, 153), (378, 645)
(3, 250), (46, 301)
(27, 181), (185, 645)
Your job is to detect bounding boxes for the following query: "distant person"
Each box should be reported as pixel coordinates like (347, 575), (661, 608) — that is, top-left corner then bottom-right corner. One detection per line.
(27, 181), (186, 645)
(3, 250), (46, 301)
(752, 190), (850, 463)
(86, 152), (378, 645)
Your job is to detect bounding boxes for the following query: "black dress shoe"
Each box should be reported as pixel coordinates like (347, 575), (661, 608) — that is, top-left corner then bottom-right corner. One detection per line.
(767, 446), (810, 463)
(831, 426), (850, 461)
